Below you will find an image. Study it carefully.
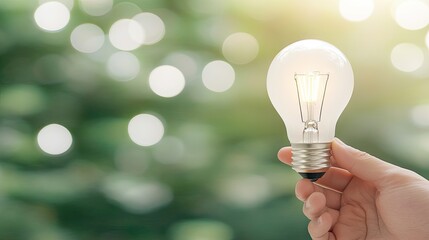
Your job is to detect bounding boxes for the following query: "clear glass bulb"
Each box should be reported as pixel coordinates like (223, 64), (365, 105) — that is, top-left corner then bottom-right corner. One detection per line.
(267, 39), (354, 181)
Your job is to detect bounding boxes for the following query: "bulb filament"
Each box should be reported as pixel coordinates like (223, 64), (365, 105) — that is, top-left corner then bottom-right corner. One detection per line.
(295, 71), (329, 143)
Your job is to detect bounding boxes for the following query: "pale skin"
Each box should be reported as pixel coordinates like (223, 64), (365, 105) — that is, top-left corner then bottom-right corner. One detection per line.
(278, 138), (429, 240)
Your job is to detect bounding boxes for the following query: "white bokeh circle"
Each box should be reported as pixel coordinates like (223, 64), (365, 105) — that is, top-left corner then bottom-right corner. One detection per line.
(394, 0), (429, 30)
(34, 1), (70, 32)
(339, 0), (374, 22)
(222, 32), (259, 65)
(70, 23), (105, 53)
(128, 114), (164, 147)
(107, 51), (140, 81)
(391, 43), (424, 72)
(149, 65), (185, 98)
(37, 124), (73, 155)
(202, 60), (235, 92)
(109, 19), (145, 51)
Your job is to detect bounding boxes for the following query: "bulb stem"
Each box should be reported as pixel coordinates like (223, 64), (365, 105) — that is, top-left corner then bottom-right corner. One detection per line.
(291, 142), (331, 181)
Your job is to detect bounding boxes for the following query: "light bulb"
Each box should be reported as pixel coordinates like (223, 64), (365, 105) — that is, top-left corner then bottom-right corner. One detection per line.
(267, 39), (354, 181)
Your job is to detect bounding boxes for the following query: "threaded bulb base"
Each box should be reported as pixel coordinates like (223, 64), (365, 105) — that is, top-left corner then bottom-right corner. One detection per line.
(291, 142), (331, 181)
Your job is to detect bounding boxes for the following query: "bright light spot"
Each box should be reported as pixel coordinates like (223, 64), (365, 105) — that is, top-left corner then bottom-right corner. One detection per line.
(339, 0), (374, 22)
(222, 32), (259, 65)
(133, 12), (165, 45)
(70, 23), (104, 53)
(149, 65), (185, 98)
(34, 1), (70, 32)
(37, 124), (72, 155)
(79, 0), (113, 16)
(103, 176), (172, 213)
(109, 19), (145, 51)
(411, 104), (429, 127)
(154, 137), (185, 164)
(215, 175), (271, 208)
(170, 220), (233, 240)
(107, 51), (140, 81)
(394, 0), (429, 30)
(202, 60), (235, 92)
(390, 43), (424, 72)
(128, 114), (164, 147)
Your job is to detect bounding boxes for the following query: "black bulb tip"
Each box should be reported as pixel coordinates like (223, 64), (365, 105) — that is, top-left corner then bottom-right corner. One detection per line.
(299, 172), (326, 182)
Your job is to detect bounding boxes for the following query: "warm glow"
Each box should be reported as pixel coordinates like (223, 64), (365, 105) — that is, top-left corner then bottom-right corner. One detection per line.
(70, 23), (105, 53)
(390, 43), (424, 72)
(109, 19), (145, 51)
(34, 1), (70, 32)
(339, 0), (374, 22)
(128, 114), (164, 146)
(394, 0), (429, 30)
(149, 65), (185, 98)
(37, 124), (73, 155)
(133, 12), (165, 45)
(222, 32), (259, 65)
(107, 51), (140, 81)
(202, 60), (235, 92)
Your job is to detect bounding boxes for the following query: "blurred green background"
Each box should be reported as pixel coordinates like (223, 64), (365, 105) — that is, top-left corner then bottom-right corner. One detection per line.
(1, 0), (429, 239)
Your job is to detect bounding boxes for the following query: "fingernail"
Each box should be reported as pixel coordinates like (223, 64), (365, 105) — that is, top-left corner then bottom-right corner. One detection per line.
(317, 216), (322, 224)
(305, 200), (311, 209)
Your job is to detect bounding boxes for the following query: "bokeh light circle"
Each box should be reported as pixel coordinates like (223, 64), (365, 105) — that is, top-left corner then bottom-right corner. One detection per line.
(202, 60), (235, 92)
(37, 124), (73, 155)
(390, 43), (424, 72)
(222, 32), (259, 65)
(34, 1), (70, 32)
(149, 65), (185, 98)
(339, 0), (374, 22)
(128, 114), (164, 146)
(394, 0), (429, 30)
(107, 51), (140, 81)
(70, 23), (105, 53)
(133, 12), (165, 45)
(109, 19), (145, 51)
(79, 0), (113, 16)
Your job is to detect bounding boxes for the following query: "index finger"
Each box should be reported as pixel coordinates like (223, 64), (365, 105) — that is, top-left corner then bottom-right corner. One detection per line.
(278, 147), (292, 166)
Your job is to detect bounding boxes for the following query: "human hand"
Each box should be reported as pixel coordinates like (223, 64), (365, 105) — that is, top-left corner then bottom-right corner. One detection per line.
(278, 138), (429, 240)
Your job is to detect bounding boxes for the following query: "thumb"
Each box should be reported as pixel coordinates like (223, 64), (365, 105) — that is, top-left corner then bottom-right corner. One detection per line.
(332, 138), (399, 187)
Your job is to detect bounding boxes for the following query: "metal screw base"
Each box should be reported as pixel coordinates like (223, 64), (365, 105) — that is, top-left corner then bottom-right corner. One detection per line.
(291, 142), (331, 180)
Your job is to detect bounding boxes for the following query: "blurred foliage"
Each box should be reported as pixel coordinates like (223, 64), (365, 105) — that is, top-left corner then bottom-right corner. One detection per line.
(1, 0), (429, 239)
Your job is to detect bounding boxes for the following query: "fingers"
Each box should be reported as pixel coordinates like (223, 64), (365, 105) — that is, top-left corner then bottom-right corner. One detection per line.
(278, 147), (292, 166)
(309, 212), (337, 240)
(332, 138), (398, 188)
(296, 179), (342, 210)
(304, 193), (338, 240)
(278, 146), (353, 193)
(303, 192), (326, 220)
(316, 166), (353, 193)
